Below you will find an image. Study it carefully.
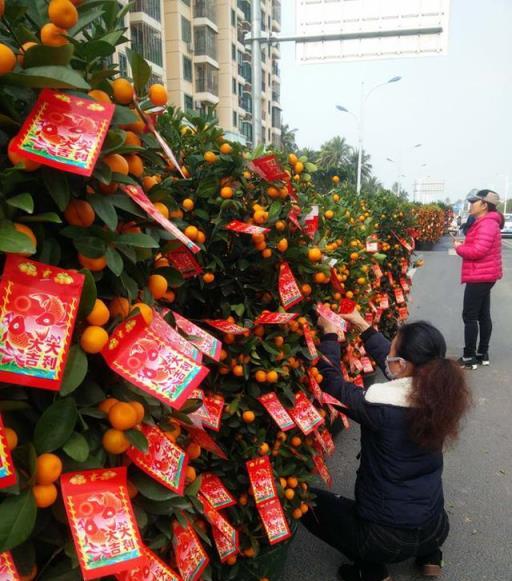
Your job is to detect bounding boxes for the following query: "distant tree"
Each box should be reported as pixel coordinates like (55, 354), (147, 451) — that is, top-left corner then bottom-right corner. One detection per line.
(347, 148), (372, 187)
(363, 176), (383, 195)
(317, 136), (351, 170)
(280, 123), (298, 152)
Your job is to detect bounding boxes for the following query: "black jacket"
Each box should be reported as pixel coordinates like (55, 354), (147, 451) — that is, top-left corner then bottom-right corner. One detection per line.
(318, 328), (444, 529)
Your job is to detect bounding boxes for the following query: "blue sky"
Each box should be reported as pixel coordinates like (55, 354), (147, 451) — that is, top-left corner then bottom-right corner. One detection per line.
(280, 0), (512, 201)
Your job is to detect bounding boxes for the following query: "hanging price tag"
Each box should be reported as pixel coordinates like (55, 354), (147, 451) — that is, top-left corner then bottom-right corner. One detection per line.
(366, 236), (379, 253)
(278, 262), (303, 310)
(371, 264), (383, 279)
(257, 392), (295, 431)
(61, 467), (144, 580)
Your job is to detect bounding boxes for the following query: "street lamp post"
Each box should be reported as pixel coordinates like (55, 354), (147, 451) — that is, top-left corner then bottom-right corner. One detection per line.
(336, 76), (401, 195)
(387, 144), (422, 196)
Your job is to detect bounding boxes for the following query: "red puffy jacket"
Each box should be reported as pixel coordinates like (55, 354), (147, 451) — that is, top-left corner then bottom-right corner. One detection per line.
(456, 212), (503, 283)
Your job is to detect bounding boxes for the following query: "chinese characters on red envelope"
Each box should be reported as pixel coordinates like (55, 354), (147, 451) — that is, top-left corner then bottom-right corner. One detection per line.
(288, 391), (325, 435)
(171, 519), (209, 581)
(257, 498), (291, 545)
(0, 255), (84, 391)
(257, 392), (295, 431)
(61, 467), (144, 580)
(204, 320), (249, 335)
(116, 546), (182, 581)
(249, 155), (288, 181)
(126, 425), (188, 495)
(10, 89), (114, 176)
(315, 303), (347, 337)
(255, 311), (298, 325)
(167, 247), (203, 279)
(172, 312), (222, 361)
(278, 262), (303, 310)
(199, 473), (236, 509)
(102, 314), (209, 410)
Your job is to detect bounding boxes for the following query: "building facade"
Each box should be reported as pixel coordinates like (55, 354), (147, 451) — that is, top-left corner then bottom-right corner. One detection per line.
(121, 0), (282, 147)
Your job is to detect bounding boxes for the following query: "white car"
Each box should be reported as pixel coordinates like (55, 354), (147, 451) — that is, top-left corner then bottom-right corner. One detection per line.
(502, 214), (512, 237)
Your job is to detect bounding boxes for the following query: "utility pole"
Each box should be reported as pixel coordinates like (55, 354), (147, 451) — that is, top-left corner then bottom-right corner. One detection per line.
(251, 0), (262, 146)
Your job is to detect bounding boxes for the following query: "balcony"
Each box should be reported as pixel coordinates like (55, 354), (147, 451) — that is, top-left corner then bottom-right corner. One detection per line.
(272, 1), (281, 29)
(193, 0), (216, 23)
(130, 0), (160, 22)
(194, 26), (218, 61)
(239, 95), (252, 114)
(239, 62), (252, 83)
(272, 106), (281, 129)
(237, 0), (251, 22)
(130, 22), (163, 67)
(272, 88), (280, 104)
(195, 62), (219, 96)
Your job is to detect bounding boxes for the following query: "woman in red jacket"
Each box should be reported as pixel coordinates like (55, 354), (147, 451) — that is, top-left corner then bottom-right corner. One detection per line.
(454, 190), (503, 369)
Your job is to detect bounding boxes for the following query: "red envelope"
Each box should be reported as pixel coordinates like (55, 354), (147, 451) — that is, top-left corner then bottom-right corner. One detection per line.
(303, 205), (319, 240)
(167, 247), (203, 279)
(171, 519), (209, 581)
(398, 306), (409, 321)
(307, 373), (323, 404)
(204, 320), (248, 334)
(11, 89), (114, 176)
(225, 221), (270, 235)
(329, 267), (345, 294)
(257, 498), (292, 545)
(202, 394), (224, 431)
(151, 312), (202, 363)
(172, 312), (222, 361)
(288, 392), (324, 435)
(198, 494), (239, 551)
(199, 473), (236, 509)
(0, 551), (19, 581)
(0, 255), (84, 391)
(360, 356), (374, 374)
(255, 311), (298, 325)
(288, 205), (303, 231)
(316, 303), (347, 334)
(61, 467), (144, 580)
(121, 184), (200, 254)
(400, 278), (410, 292)
(379, 294), (390, 309)
(278, 262), (303, 310)
(312, 454), (332, 488)
(394, 288), (406, 304)
(126, 425), (188, 495)
(249, 155), (288, 181)
(0, 415), (16, 489)
(212, 525), (239, 563)
(187, 426), (228, 460)
(303, 323), (318, 361)
(246, 456), (278, 505)
(257, 392), (295, 431)
(116, 546), (182, 581)
(371, 264), (383, 279)
(102, 314), (209, 410)
(339, 299), (357, 315)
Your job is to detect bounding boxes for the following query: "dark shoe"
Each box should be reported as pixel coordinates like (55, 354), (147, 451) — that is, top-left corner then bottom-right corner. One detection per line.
(415, 554), (443, 577)
(476, 353), (490, 366)
(421, 563), (442, 577)
(458, 356), (477, 370)
(338, 564), (393, 581)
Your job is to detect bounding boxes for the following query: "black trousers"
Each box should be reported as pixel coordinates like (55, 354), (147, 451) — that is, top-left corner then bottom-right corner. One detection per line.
(462, 282), (495, 357)
(301, 488), (449, 581)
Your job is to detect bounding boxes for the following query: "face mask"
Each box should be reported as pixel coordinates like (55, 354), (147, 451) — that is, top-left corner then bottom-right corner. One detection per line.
(385, 356), (405, 380)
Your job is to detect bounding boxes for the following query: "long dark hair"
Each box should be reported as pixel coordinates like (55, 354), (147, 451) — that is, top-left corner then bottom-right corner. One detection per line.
(395, 321), (472, 450)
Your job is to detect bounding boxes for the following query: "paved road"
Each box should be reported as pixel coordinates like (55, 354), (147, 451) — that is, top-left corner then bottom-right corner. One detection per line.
(283, 237), (512, 581)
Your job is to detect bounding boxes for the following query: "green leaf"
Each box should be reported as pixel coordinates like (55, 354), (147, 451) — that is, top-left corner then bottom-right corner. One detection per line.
(34, 398), (78, 453)
(130, 471), (176, 501)
(0, 223), (35, 254)
(0, 491), (37, 552)
(42, 167), (70, 211)
(62, 432), (89, 462)
(19, 212), (61, 223)
(3, 67), (90, 90)
(77, 40), (115, 61)
(0, 113), (19, 128)
(126, 49), (151, 95)
(89, 195), (118, 231)
(116, 233), (159, 248)
(109, 194), (146, 218)
(74, 236), (107, 258)
(105, 246), (124, 276)
(23, 44), (74, 68)
(185, 474), (202, 497)
(6, 193), (34, 214)
(78, 268), (97, 318)
(69, 7), (105, 37)
(111, 105), (138, 126)
(125, 429), (148, 453)
(60, 346), (88, 396)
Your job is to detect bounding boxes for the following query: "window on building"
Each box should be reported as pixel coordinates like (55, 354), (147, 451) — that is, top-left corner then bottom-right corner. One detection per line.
(194, 26), (217, 60)
(119, 52), (128, 77)
(261, 47), (266, 63)
(130, 0), (161, 21)
(268, 72), (271, 85)
(130, 22), (162, 66)
(193, 0), (216, 22)
(233, 111), (237, 127)
(183, 56), (192, 82)
(181, 16), (192, 43)
(231, 9), (236, 27)
(184, 94), (194, 112)
(232, 43), (236, 61)
(181, 0), (190, 5)
(232, 78), (237, 95)
(268, 101), (271, 113)
(195, 62), (219, 94)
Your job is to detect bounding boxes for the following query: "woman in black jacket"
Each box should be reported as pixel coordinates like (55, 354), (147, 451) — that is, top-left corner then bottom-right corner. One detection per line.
(302, 310), (471, 581)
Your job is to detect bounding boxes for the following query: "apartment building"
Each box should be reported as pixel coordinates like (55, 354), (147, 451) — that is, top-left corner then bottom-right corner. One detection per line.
(121, 0), (282, 147)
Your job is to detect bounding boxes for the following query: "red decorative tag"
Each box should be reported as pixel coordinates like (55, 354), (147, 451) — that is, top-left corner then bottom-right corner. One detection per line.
(288, 392), (324, 435)
(329, 267), (344, 293)
(225, 220), (270, 235)
(0, 552), (19, 581)
(11, 89), (114, 176)
(366, 236), (379, 253)
(398, 306), (409, 320)
(185, 388), (211, 428)
(391, 230), (414, 252)
(353, 374), (364, 387)
(202, 393), (224, 431)
(152, 312), (201, 363)
(394, 288), (405, 304)
(249, 155), (288, 181)
(204, 320), (248, 335)
(167, 247), (203, 279)
(400, 278), (410, 292)
(198, 494), (239, 560)
(246, 456), (278, 505)
(379, 294), (390, 309)
(255, 311), (298, 325)
(304, 205), (319, 239)
(374, 308), (383, 323)
(307, 372), (323, 404)
(364, 312), (374, 325)
(102, 314), (209, 410)
(257, 498), (292, 545)
(285, 179), (299, 202)
(187, 426), (228, 460)
(257, 392), (295, 431)
(321, 429), (336, 455)
(360, 356), (374, 374)
(278, 262), (303, 310)
(0, 415), (16, 490)
(339, 298), (356, 314)
(121, 184), (200, 254)
(371, 264), (383, 279)
(288, 205), (303, 231)
(199, 473), (236, 509)
(61, 467), (144, 580)
(0, 255), (84, 391)
(171, 519), (209, 581)
(126, 424), (188, 495)
(401, 259), (409, 275)
(212, 525), (238, 563)
(315, 303), (346, 335)
(172, 312), (221, 361)
(312, 454), (333, 487)
(302, 323), (318, 360)
(116, 546), (182, 581)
